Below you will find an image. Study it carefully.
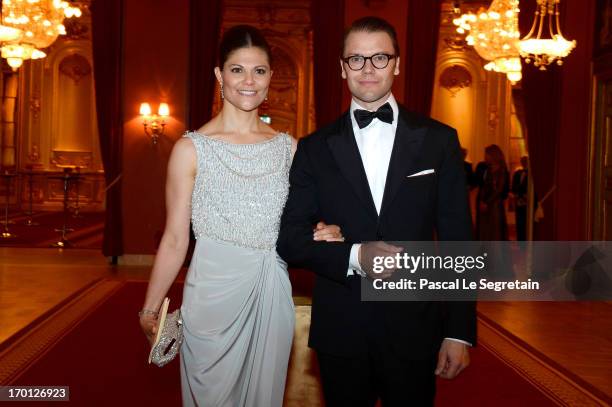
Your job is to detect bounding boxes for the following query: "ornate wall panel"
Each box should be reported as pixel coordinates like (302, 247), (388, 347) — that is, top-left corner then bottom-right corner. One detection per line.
(266, 46), (299, 136)
(46, 42), (100, 170)
(215, 0), (315, 138)
(16, 1), (104, 212)
(1, 71), (18, 169)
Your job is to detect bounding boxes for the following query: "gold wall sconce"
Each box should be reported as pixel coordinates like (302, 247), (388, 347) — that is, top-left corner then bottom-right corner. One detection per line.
(139, 102), (169, 144)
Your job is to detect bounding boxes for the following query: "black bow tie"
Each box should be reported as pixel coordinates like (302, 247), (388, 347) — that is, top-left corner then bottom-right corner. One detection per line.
(353, 102), (394, 129)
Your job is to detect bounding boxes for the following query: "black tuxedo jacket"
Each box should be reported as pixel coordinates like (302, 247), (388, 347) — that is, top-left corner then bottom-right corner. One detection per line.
(512, 169), (528, 198)
(277, 106), (477, 359)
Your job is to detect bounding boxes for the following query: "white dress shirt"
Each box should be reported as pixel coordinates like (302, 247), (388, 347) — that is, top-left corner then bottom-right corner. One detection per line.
(347, 94), (398, 276)
(345, 94), (471, 347)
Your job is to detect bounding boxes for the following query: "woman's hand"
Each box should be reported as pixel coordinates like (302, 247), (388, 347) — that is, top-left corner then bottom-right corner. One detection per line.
(139, 313), (158, 346)
(313, 221), (345, 242)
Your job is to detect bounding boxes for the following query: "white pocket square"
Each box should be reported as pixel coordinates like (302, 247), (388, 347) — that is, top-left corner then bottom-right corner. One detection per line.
(407, 169), (435, 178)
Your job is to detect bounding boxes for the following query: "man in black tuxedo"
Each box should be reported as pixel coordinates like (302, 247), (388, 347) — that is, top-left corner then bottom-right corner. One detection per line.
(277, 16), (476, 406)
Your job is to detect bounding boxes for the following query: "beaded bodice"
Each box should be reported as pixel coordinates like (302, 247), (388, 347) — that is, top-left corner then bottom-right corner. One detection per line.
(183, 131), (292, 249)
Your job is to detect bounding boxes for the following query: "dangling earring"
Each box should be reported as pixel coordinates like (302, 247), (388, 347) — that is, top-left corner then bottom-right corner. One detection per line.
(220, 84), (224, 100)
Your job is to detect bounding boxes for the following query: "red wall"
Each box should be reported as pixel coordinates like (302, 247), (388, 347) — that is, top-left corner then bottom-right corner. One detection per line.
(122, 0), (190, 254)
(343, 0), (408, 109)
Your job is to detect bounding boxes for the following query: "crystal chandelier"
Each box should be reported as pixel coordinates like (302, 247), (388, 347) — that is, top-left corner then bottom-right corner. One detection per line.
(0, 0), (82, 70)
(453, 0), (522, 84)
(518, 0), (576, 69)
(0, 24), (22, 42)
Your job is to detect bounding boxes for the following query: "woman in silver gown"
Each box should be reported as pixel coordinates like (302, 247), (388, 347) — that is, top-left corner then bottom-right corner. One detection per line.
(139, 25), (343, 406)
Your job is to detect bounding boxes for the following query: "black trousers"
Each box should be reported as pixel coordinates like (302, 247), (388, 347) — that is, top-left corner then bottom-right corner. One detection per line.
(515, 205), (527, 241)
(316, 345), (437, 407)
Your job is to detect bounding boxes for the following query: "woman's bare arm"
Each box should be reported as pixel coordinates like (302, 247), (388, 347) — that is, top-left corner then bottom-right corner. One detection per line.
(141, 137), (196, 315)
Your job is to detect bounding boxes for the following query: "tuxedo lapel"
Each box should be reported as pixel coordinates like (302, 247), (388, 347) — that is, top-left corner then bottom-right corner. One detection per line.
(326, 112), (378, 220)
(379, 109), (427, 218)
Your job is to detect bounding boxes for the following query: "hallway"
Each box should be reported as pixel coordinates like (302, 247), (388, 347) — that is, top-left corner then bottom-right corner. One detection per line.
(1, 248), (610, 405)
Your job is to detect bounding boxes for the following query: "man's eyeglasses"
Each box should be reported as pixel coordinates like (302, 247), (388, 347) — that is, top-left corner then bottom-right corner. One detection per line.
(341, 53), (396, 71)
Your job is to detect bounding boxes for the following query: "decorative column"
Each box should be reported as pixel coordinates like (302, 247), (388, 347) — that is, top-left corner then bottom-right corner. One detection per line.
(1, 71), (18, 170)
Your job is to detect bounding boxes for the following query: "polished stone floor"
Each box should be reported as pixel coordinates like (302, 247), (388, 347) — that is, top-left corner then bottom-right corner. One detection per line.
(0, 247), (610, 402)
(0, 248), (112, 343)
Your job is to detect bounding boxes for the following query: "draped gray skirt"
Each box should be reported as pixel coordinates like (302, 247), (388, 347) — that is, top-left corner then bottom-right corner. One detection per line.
(180, 238), (295, 407)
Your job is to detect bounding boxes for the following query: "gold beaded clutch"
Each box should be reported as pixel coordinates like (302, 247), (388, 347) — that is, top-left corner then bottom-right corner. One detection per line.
(148, 297), (184, 367)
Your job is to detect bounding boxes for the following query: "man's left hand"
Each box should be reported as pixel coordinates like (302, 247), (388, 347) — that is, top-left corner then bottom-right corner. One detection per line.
(435, 339), (470, 379)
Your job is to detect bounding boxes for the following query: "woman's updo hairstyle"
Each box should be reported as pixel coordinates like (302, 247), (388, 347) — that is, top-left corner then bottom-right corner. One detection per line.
(218, 25), (272, 69)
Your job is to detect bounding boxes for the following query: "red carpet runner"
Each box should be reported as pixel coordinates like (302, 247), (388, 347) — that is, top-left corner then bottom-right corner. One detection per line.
(9, 282), (557, 406)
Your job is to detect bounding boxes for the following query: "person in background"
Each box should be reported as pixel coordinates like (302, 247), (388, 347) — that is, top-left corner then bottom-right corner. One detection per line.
(512, 156), (529, 241)
(462, 148), (475, 190)
(476, 144), (509, 241)
(473, 159), (488, 189)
